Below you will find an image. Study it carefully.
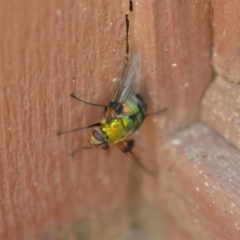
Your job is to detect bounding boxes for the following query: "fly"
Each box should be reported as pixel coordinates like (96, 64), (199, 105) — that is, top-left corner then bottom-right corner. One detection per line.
(58, 52), (166, 175)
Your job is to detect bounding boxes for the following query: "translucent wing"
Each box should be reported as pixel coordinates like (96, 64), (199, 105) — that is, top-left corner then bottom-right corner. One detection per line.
(112, 51), (141, 103)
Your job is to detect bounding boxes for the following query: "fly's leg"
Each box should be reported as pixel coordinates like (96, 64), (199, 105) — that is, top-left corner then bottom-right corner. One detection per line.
(57, 94), (106, 153)
(70, 146), (93, 157)
(145, 107), (167, 118)
(70, 93), (107, 111)
(117, 140), (158, 176)
(57, 122), (102, 135)
(57, 93), (107, 135)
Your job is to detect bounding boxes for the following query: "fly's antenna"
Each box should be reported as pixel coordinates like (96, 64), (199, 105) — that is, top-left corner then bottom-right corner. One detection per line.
(57, 122), (101, 135)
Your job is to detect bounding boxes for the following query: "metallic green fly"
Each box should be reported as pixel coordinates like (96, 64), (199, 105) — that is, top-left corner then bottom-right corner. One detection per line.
(58, 52), (166, 175)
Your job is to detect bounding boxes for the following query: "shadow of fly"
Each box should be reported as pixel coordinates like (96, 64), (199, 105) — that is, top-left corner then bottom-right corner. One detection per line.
(58, 51), (166, 176)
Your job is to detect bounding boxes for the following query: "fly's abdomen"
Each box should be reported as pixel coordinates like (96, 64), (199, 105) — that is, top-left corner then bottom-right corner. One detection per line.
(123, 96), (145, 129)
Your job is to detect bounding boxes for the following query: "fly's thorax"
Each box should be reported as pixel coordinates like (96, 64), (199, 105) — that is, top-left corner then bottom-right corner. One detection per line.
(100, 116), (139, 145)
(90, 128), (109, 150)
(108, 101), (123, 114)
(105, 107), (118, 123)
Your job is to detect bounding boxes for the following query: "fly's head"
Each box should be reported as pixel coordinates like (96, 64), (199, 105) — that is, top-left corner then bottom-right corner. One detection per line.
(90, 128), (109, 150)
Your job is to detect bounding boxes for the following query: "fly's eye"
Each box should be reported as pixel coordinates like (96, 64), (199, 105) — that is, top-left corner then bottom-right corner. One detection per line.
(92, 130), (109, 149)
(101, 143), (109, 150)
(92, 130), (104, 142)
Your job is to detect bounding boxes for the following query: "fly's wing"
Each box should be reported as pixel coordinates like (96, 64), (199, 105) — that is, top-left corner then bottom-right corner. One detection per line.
(111, 51), (141, 103)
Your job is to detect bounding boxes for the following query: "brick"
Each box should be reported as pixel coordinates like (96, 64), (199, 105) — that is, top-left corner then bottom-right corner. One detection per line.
(156, 123), (240, 239)
(201, 77), (240, 150)
(0, 0), (129, 239)
(129, 0), (212, 133)
(0, 0), (222, 239)
(212, 0), (240, 83)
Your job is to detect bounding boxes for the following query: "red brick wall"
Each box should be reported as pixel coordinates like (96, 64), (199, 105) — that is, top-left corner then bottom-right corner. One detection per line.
(0, 0), (239, 239)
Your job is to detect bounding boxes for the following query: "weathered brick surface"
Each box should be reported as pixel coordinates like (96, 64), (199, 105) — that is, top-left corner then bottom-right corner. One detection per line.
(130, 0), (213, 133)
(201, 77), (240, 150)
(212, 0), (240, 83)
(1, 0), (236, 239)
(158, 123), (240, 240)
(0, 0), (130, 239)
